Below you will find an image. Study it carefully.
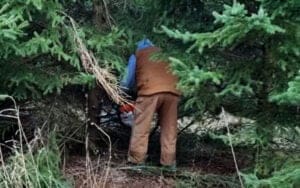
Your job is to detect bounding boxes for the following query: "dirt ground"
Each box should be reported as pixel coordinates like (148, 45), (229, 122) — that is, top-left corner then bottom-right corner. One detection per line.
(64, 155), (176, 188)
(9, 93), (253, 188)
(63, 143), (252, 188)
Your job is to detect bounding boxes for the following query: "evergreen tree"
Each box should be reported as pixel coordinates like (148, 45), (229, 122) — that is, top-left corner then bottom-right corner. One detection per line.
(0, 0), (127, 99)
(162, 0), (300, 186)
(163, 0), (300, 111)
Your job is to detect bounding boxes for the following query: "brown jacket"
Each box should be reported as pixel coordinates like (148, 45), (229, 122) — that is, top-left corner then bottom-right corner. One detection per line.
(135, 47), (180, 96)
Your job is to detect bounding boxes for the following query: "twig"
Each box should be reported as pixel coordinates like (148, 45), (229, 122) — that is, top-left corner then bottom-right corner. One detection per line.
(0, 108), (17, 114)
(178, 118), (196, 135)
(84, 133), (94, 187)
(0, 114), (18, 119)
(58, 124), (83, 148)
(59, 136), (84, 144)
(92, 122), (112, 188)
(220, 107), (245, 188)
(102, 0), (115, 27)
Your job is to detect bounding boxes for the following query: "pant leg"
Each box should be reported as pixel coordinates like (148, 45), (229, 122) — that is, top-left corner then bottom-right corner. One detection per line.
(128, 95), (158, 164)
(157, 93), (179, 166)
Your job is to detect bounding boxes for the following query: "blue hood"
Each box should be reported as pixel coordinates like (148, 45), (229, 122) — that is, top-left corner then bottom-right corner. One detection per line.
(136, 38), (154, 51)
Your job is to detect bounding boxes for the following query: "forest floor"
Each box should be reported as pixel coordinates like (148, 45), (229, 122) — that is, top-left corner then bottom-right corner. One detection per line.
(62, 131), (253, 188)
(63, 150), (248, 188)
(0, 92), (254, 188)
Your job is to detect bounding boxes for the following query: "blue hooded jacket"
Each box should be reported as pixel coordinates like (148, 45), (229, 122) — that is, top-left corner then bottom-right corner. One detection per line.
(120, 39), (154, 90)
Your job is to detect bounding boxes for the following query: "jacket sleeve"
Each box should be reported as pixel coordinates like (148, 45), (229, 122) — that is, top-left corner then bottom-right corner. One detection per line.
(120, 54), (136, 91)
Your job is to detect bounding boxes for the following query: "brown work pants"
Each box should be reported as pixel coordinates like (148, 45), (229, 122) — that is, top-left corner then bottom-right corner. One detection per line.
(128, 92), (179, 166)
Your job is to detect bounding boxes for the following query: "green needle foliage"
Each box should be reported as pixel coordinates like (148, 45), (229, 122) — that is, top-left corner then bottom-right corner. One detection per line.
(160, 0), (300, 187)
(162, 0), (300, 108)
(0, 0), (128, 99)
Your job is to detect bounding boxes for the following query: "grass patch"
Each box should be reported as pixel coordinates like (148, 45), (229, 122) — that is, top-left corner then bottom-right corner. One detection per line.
(0, 138), (72, 188)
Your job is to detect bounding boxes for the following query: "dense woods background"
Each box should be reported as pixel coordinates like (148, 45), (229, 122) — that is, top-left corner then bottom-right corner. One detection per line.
(0, 0), (299, 187)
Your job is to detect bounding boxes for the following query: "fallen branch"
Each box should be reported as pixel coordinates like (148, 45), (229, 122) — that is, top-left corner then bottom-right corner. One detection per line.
(64, 14), (127, 105)
(220, 107), (245, 188)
